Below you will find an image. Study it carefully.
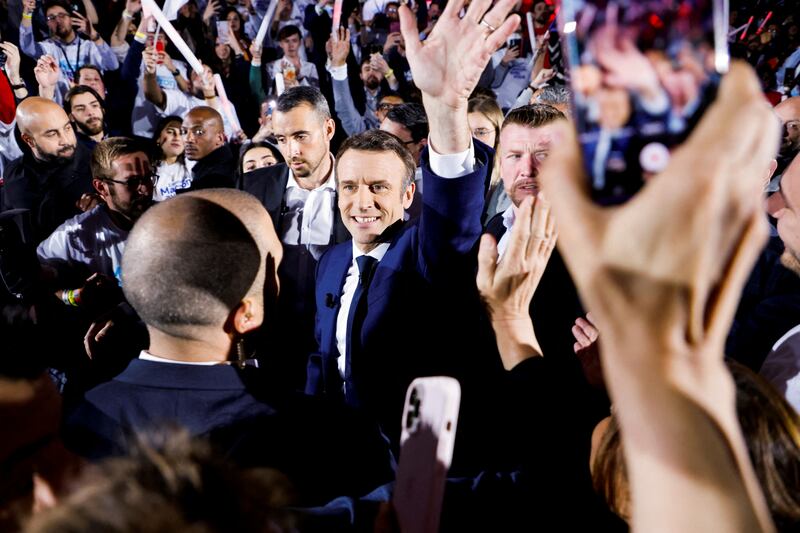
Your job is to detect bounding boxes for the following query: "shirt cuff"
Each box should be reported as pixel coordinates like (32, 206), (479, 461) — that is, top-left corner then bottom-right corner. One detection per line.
(327, 62), (348, 81)
(428, 138), (475, 179)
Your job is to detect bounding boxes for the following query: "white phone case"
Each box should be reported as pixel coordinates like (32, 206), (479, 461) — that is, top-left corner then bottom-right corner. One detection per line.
(394, 377), (461, 533)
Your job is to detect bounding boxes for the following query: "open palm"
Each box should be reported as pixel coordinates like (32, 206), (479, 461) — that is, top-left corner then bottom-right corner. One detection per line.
(399, 0), (520, 108)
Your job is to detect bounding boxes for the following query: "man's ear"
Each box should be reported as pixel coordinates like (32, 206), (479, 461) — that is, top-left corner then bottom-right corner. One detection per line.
(92, 178), (108, 197)
(232, 299), (261, 335)
(21, 133), (35, 150)
(325, 117), (336, 141)
(403, 181), (416, 209)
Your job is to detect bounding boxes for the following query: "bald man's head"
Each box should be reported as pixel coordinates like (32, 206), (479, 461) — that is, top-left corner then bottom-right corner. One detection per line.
(776, 97), (800, 157)
(122, 193), (262, 339)
(182, 106), (226, 161)
(16, 97), (77, 163)
(187, 188), (283, 317)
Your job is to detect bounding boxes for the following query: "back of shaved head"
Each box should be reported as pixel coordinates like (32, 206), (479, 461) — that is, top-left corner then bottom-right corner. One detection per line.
(122, 193), (262, 337)
(16, 97), (70, 136)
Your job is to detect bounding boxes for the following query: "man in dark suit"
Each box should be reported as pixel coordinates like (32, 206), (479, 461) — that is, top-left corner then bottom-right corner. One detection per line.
(65, 188), (394, 506)
(238, 86), (351, 390)
(182, 107), (236, 190)
(305, 0), (517, 463)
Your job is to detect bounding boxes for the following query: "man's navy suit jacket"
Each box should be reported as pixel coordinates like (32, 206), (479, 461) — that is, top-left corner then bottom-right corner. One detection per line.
(65, 359), (394, 506)
(305, 142), (503, 450)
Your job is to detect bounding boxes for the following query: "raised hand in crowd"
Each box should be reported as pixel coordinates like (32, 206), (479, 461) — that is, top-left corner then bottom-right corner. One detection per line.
(477, 195), (556, 369)
(571, 313), (604, 389)
(398, 0), (520, 153)
(250, 41), (263, 65)
(75, 192), (102, 213)
(21, 0), (36, 17)
(34, 55), (61, 100)
(501, 44), (520, 65)
(126, 0), (142, 15)
(142, 45), (158, 75)
(539, 62), (780, 533)
(0, 41), (25, 96)
(591, 24), (662, 103)
(203, 0), (221, 24)
(383, 31), (403, 55)
(228, 26), (245, 57)
(70, 11), (101, 42)
(327, 27), (351, 67)
(530, 67), (555, 89)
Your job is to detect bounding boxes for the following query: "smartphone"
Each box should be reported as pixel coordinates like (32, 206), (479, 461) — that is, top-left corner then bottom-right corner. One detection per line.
(217, 21), (230, 44)
(507, 31), (522, 50)
(393, 377), (460, 533)
(155, 39), (165, 65)
(558, 0), (728, 205)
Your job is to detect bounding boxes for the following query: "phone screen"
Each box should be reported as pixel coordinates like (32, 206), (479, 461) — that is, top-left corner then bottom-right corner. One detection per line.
(558, 0), (728, 205)
(217, 21), (230, 44)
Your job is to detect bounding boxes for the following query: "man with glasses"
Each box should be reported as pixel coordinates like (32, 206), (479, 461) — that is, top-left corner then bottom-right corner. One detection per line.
(326, 28), (403, 136)
(181, 107), (236, 191)
(19, 0), (118, 98)
(37, 137), (154, 284)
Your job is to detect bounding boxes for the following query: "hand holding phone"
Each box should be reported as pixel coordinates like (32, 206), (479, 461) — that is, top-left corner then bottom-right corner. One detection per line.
(393, 377), (460, 533)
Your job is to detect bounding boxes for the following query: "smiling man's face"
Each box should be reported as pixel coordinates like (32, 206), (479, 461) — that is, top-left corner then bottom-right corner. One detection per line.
(337, 149), (414, 253)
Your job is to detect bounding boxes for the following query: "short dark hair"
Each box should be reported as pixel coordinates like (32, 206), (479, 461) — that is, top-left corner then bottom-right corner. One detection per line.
(122, 196), (262, 337)
(25, 428), (297, 533)
(64, 85), (105, 115)
(275, 86), (331, 121)
(75, 65), (104, 84)
(43, 0), (70, 13)
(386, 103), (428, 143)
(91, 137), (150, 181)
(276, 24), (301, 42)
(335, 129), (416, 190)
(502, 103), (566, 132)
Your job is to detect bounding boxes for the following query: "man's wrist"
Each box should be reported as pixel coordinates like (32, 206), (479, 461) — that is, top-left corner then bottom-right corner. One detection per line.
(424, 97), (471, 154)
(22, 11), (33, 19)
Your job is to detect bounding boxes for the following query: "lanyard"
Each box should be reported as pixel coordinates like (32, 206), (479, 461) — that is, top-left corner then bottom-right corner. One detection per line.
(55, 38), (82, 79)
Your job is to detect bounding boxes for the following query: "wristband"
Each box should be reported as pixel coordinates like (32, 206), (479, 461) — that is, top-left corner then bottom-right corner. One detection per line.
(11, 83), (26, 90)
(134, 31), (146, 40)
(22, 12), (33, 19)
(204, 94), (215, 99)
(171, 68), (180, 76)
(385, 68), (394, 78)
(122, 9), (134, 19)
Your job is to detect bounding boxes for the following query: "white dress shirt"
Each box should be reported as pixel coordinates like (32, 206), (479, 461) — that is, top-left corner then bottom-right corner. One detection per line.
(138, 350), (223, 366)
(334, 141), (476, 377)
(281, 160), (337, 254)
(496, 205), (516, 259)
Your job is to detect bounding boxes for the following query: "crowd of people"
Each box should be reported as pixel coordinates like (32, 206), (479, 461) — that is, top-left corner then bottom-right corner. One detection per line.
(1, 0), (800, 530)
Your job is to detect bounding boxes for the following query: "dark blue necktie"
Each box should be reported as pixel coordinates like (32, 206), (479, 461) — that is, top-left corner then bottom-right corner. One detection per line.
(343, 255), (378, 406)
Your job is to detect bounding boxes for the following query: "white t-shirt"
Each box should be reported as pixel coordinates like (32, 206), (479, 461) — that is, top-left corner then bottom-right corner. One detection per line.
(37, 205), (128, 282)
(132, 61), (190, 138)
(153, 160), (197, 201)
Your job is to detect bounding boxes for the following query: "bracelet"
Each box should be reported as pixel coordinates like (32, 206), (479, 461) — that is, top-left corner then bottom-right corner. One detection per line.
(122, 9), (134, 19)
(204, 94), (216, 99)
(22, 12), (33, 19)
(134, 31), (146, 40)
(68, 289), (81, 307)
(11, 83), (26, 90)
(171, 68), (180, 76)
(385, 68), (394, 78)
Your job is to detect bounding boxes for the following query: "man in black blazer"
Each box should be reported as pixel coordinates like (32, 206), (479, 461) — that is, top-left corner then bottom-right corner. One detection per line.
(239, 87), (351, 389)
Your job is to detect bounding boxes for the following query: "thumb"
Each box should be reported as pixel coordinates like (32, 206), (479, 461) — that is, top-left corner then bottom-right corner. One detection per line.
(476, 233), (498, 295)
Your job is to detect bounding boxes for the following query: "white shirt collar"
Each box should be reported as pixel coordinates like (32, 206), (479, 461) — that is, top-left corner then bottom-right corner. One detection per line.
(138, 350), (225, 366)
(501, 204), (516, 231)
(351, 241), (390, 263)
(285, 155), (336, 191)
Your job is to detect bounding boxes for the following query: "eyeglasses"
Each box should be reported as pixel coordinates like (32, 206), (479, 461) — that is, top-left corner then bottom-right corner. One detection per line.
(472, 127), (495, 138)
(46, 13), (70, 22)
(181, 126), (207, 137)
(103, 174), (156, 189)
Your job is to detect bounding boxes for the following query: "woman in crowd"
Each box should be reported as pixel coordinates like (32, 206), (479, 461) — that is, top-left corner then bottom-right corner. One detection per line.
(238, 140), (284, 176)
(151, 116), (194, 201)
